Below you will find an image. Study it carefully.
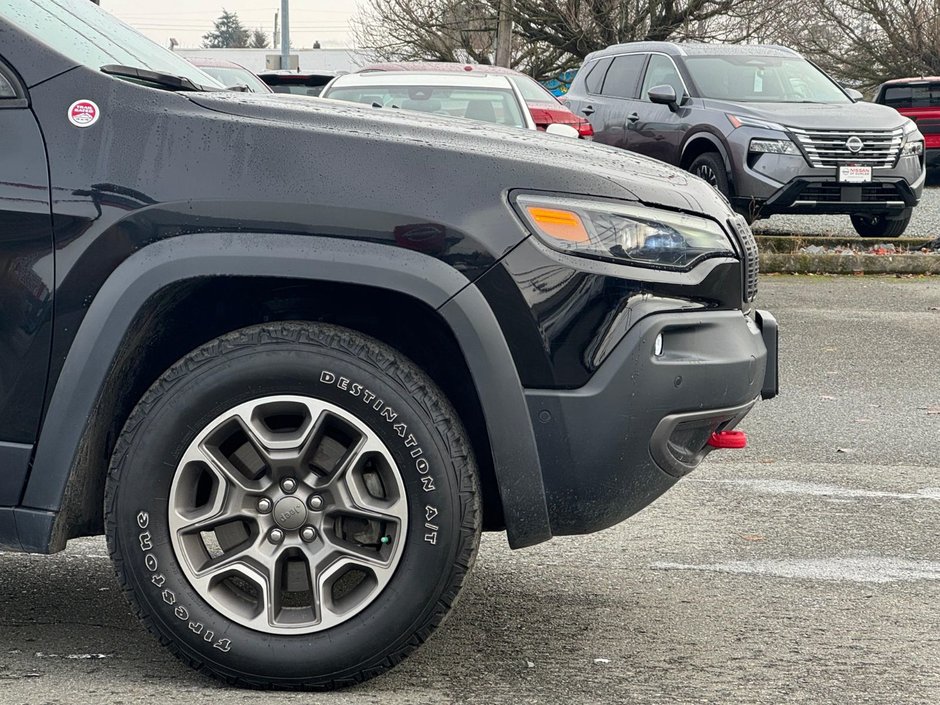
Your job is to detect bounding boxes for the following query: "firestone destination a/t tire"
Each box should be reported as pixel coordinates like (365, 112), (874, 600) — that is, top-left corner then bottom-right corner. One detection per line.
(105, 322), (481, 689)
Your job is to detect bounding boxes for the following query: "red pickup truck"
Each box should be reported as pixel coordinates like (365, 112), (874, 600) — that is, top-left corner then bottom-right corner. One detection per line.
(874, 77), (940, 168)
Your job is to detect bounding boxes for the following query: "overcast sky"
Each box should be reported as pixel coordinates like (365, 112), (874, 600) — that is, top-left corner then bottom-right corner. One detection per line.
(101, 1), (364, 50)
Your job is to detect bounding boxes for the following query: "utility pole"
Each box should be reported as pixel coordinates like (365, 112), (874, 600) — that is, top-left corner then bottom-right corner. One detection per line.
(495, 0), (513, 67)
(280, 0), (290, 70)
(273, 11), (279, 49)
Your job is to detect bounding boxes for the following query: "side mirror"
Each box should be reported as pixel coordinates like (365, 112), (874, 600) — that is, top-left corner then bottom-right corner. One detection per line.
(845, 88), (864, 102)
(545, 123), (580, 139)
(648, 84), (679, 111)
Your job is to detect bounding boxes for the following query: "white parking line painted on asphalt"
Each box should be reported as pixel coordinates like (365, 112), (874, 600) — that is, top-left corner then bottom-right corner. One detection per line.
(651, 557), (940, 583)
(688, 478), (940, 501)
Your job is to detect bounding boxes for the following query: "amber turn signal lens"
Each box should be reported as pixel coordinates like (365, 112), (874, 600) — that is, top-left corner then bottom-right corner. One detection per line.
(525, 206), (590, 243)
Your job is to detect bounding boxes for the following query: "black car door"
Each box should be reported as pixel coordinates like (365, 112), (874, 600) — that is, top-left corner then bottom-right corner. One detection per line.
(630, 54), (690, 165)
(0, 59), (54, 502)
(588, 54), (648, 150)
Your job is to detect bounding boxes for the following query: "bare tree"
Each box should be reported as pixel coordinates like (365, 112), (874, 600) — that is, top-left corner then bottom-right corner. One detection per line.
(355, 0), (780, 81)
(786, 0), (940, 88)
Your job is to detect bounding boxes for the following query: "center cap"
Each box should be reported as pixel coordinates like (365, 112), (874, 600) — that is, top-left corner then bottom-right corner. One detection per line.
(273, 496), (307, 531)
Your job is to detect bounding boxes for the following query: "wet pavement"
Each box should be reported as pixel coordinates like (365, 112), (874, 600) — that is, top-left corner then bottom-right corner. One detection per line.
(0, 276), (937, 704)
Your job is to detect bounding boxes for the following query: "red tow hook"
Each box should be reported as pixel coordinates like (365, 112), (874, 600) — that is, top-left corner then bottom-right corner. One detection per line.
(707, 430), (748, 449)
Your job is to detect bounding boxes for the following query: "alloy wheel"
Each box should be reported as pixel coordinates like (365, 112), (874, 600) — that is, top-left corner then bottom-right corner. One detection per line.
(168, 395), (408, 635)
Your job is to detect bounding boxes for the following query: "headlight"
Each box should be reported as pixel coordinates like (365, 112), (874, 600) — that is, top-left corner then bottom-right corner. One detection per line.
(513, 195), (735, 269)
(727, 114), (786, 131)
(749, 138), (798, 155)
(901, 120), (924, 155)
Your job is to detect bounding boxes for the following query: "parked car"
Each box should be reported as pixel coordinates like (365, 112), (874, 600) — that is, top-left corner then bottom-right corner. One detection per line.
(360, 61), (594, 138)
(186, 57), (272, 93)
(0, 0), (776, 690)
(874, 77), (940, 168)
(564, 42), (926, 237)
(321, 72), (537, 130)
(259, 69), (337, 97)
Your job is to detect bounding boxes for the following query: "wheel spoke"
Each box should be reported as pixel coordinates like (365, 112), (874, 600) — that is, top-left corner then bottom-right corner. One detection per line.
(334, 474), (407, 525)
(195, 430), (274, 494)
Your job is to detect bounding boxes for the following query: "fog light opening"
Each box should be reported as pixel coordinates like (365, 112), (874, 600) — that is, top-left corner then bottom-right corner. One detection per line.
(654, 333), (664, 357)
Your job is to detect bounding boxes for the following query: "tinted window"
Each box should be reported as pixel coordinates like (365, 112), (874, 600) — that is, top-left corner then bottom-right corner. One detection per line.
(273, 85), (325, 97)
(583, 58), (612, 94)
(882, 83), (940, 108)
(0, 0), (222, 89)
(684, 55), (849, 103)
(641, 54), (685, 100)
(601, 55), (646, 99)
(325, 85), (526, 127)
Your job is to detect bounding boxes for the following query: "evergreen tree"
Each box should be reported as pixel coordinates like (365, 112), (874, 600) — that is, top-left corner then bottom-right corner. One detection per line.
(202, 10), (250, 49)
(250, 28), (269, 49)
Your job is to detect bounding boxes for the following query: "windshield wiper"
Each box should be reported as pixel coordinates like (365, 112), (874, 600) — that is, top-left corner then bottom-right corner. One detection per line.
(101, 64), (216, 92)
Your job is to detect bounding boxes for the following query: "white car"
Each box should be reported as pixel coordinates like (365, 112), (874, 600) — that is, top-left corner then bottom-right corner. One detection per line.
(321, 72), (578, 136)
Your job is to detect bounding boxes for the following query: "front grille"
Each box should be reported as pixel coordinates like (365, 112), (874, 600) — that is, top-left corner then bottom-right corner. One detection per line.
(790, 127), (903, 168)
(730, 215), (758, 303)
(799, 182), (901, 202)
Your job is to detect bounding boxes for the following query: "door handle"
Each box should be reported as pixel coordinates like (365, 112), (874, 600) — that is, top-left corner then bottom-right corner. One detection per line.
(627, 112), (639, 123)
(582, 105), (595, 116)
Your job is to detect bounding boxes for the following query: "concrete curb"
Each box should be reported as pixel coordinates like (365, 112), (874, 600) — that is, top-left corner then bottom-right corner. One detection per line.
(756, 236), (940, 274)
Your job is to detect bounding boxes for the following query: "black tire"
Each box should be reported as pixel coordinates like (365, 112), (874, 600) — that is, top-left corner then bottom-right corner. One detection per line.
(105, 322), (481, 689)
(850, 212), (912, 238)
(688, 152), (731, 199)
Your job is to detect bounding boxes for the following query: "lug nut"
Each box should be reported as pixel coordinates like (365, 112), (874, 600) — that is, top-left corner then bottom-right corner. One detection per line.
(280, 478), (297, 494)
(307, 495), (324, 511)
(257, 498), (272, 514)
(268, 528), (284, 544)
(300, 526), (317, 543)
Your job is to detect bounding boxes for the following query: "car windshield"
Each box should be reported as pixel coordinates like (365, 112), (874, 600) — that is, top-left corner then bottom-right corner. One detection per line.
(1, 0), (223, 90)
(199, 66), (271, 93)
(324, 84), (527, 127)
(684, 55), (850, 104)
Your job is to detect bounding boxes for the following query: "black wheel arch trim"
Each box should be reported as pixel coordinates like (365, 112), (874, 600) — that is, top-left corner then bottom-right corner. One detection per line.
(15, 232), (551, 552)
(681, 131), (734, 177)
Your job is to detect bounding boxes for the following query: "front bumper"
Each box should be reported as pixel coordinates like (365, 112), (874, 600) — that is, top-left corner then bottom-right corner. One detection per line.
(728, 136), (925, 217)
(758, 176), (920, 216)
(525, 308), (776, 537)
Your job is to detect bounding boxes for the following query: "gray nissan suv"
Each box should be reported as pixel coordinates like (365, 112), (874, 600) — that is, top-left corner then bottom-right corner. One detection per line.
(564, 43), (926, 237)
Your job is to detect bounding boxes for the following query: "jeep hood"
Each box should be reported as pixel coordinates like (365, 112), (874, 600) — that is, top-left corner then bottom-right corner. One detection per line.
(704, 99), (909, 131)
(187, 92), (732, 217)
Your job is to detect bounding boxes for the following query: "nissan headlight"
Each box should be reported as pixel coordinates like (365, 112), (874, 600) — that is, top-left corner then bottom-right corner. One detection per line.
(901, 120), (924, 155)
(749, 138), (798, 155)
(513, 195), (735, 269)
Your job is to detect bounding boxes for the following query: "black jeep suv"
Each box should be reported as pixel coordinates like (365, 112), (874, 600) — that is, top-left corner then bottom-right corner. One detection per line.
(0, 0), (776, 690)
(564, 43), (926, 237)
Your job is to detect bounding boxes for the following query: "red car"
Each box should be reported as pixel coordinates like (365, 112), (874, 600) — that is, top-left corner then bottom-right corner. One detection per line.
(359, 62), (593, 139)
(874, 77), (940, 167)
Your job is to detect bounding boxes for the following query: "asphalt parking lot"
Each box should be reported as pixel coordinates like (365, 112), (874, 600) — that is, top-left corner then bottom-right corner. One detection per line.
(0, 276), (937, 705)
(754, 180), (940, 237)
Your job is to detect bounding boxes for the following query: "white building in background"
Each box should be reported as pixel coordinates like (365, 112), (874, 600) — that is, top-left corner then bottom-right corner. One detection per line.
(174, 48), (370, 74)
